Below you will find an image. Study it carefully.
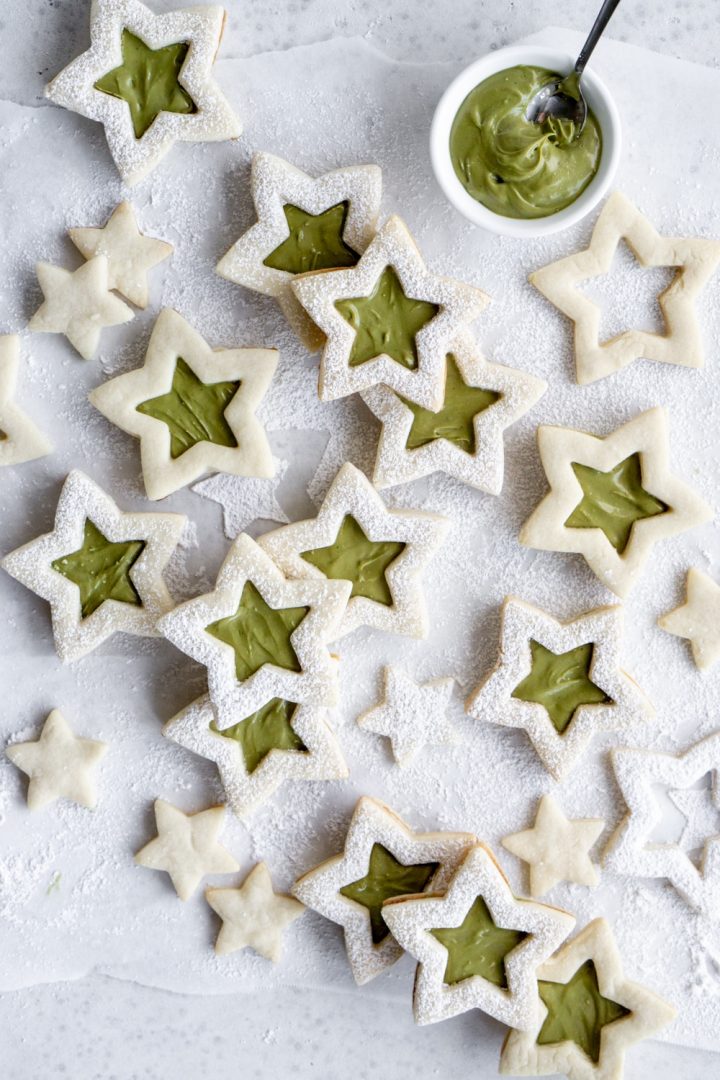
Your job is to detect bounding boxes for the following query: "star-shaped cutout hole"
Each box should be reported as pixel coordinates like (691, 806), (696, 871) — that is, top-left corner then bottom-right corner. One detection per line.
(205, 581), (309, 682)
(263, 202), (360, 274)
(340, 843), (439, 945)
(511, 640), (611, 735)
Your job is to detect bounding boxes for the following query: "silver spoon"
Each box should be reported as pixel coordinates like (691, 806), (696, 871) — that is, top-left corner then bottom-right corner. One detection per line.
(526, 0), (622, 132)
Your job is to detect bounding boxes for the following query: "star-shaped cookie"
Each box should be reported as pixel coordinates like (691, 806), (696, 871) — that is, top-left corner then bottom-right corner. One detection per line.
(89, 308), (278, 500)
(259, 462), (448, 639)
(502, 795), (604, 898)
(669, 786), (720, 857)
(0, 335), (52, 467)
(6, 709), (107, 810)
(217, 152), (382, 350)
(292, 796), (477, 985)
(158, 532), (350, 728)
(2, 469), (185, 662)
(604, 732), (720, 916)
(357, 667), (458, 766)
(45, 0), (240, 185)
(530, 191), (720, 384)
(361, 332), (546, 493)
(519, 408), (712, 598)
(163, 694), (347, 820)
(466, 598), (652, 780)
(69, 201), (173, 308)
(193, 466), (290, 539)
(382, 843), (575, 1030)
(29, 257), (134, 360)
(135, 799), (239, 900)
(658, 568), (720, 671)
(206, 861), (304, 961)
(291, 215), (489, 409)
(499, 917), (676, 1078)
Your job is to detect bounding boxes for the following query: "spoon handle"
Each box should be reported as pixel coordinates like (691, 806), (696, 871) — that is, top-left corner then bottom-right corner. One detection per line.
(575, 0), (622, 76)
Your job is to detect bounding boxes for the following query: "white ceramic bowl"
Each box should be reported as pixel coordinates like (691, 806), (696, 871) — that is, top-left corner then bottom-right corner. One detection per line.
(430, 45), (621, 238)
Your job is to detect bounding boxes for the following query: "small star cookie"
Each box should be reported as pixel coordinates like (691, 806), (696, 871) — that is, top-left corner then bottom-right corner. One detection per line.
(530, 191), (720, 384)
(69, 201), (173, 308)
(658, 568), (720, 671)
(502, 795), (604, 898)
(382, 843), (575, 1031)
(2, 469), (185, 662)
(0, 335), (51, 467)
(499, 917), (676, 1078)
(292, 796), (477, 984)
(6, 709), (107, 810)
(291, 215), (489, 410)
(206, 861), (304, 961)
(45, 0), (240, 185)
(192, 465), (290, 539)
(217, 152), (382, 350)
(89, 308), (278, 500)
(259, 462), (448, 639)
(357, 667), (458, 766)
(135, 799), (239, 900)
(519, 408), (712, 598)
(29, 257), (134, 360)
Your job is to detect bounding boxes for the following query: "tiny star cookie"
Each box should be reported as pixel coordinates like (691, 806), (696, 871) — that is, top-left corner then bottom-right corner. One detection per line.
(88, 308), (278, 500)
(259, 462), (448, 639)
(382, 843), (575, 1031)
(658, 567), (720, 671)
(69, 201), (173, 308)
(163, 694), (348, 820)
(135, 799), (239, 900)
(361, 331), (546, 494)
(604, 731), (720, 917)
(530, 190), (720, 384)
(502, 795), (604, 898)
(28, 256), (134, 360)
(206, 861), (304, 961)
(158, 532), (351, 729)
(0, 335), (51, 467)
(668, 786), (720, 857)
(45, 0), (240, 186)
(466, 598), (653, 781)
(291, 214), (490, 410)
(6, 709), (107, 811)
(499, 917), (676, 1079)
(357, 667), (458, 766)
(216, 152), (382, 350)
(1, 469), (185, 662)
(292, 796), (477, 985)
(192, 464), (290, 539)
(519, 407), (712, 598)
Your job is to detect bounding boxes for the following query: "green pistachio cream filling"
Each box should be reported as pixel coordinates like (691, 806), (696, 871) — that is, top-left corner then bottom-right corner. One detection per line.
(565, 453), (669, 554)
(431, 895), (528, 987)
(300, 515), (406, 606)
(210, 697), (307, 774)
(399, 353), (500, 453)
(137, 357), (240, 460)
(263, 202), (360, 275)
(205, 581), (309, 683)
(449, 65), (602, 219)
(511, 640), (611, 735)
(340, 843), (439, 945)
(95, 29), (197, 140)
(51, 519), (145, 619)
(538, 960), (631, 1063)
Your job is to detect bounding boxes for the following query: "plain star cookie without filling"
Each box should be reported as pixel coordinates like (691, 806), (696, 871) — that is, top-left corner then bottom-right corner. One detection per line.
(357, 667), (458, 766)
(29, 256), (134, 360)
(69, 201), (173, 308)
(6, 709), (107, 811)
(381, 842), (575, 1031)
(530, 190), (720, 384)
(259, 462), (448, 640)
(135, 799), (239, 900)
(89, 308), (278, 500)
(0, 335), (52, 467)
(206, 862), (304, 962)
(466, 598), (653, 781)
(499, 918), (676, 1079)
(2, 469), (185, 662)
(192, 464), (290, 539)
(217, 151), (382, 350)
(502, 795), (605, 898)
(519, 407), (712, 598)
(292, 796), (477, 985)
(45, 0), (240, 185)
(291, 214), (489, 410)
(658, 567), (720, 671)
